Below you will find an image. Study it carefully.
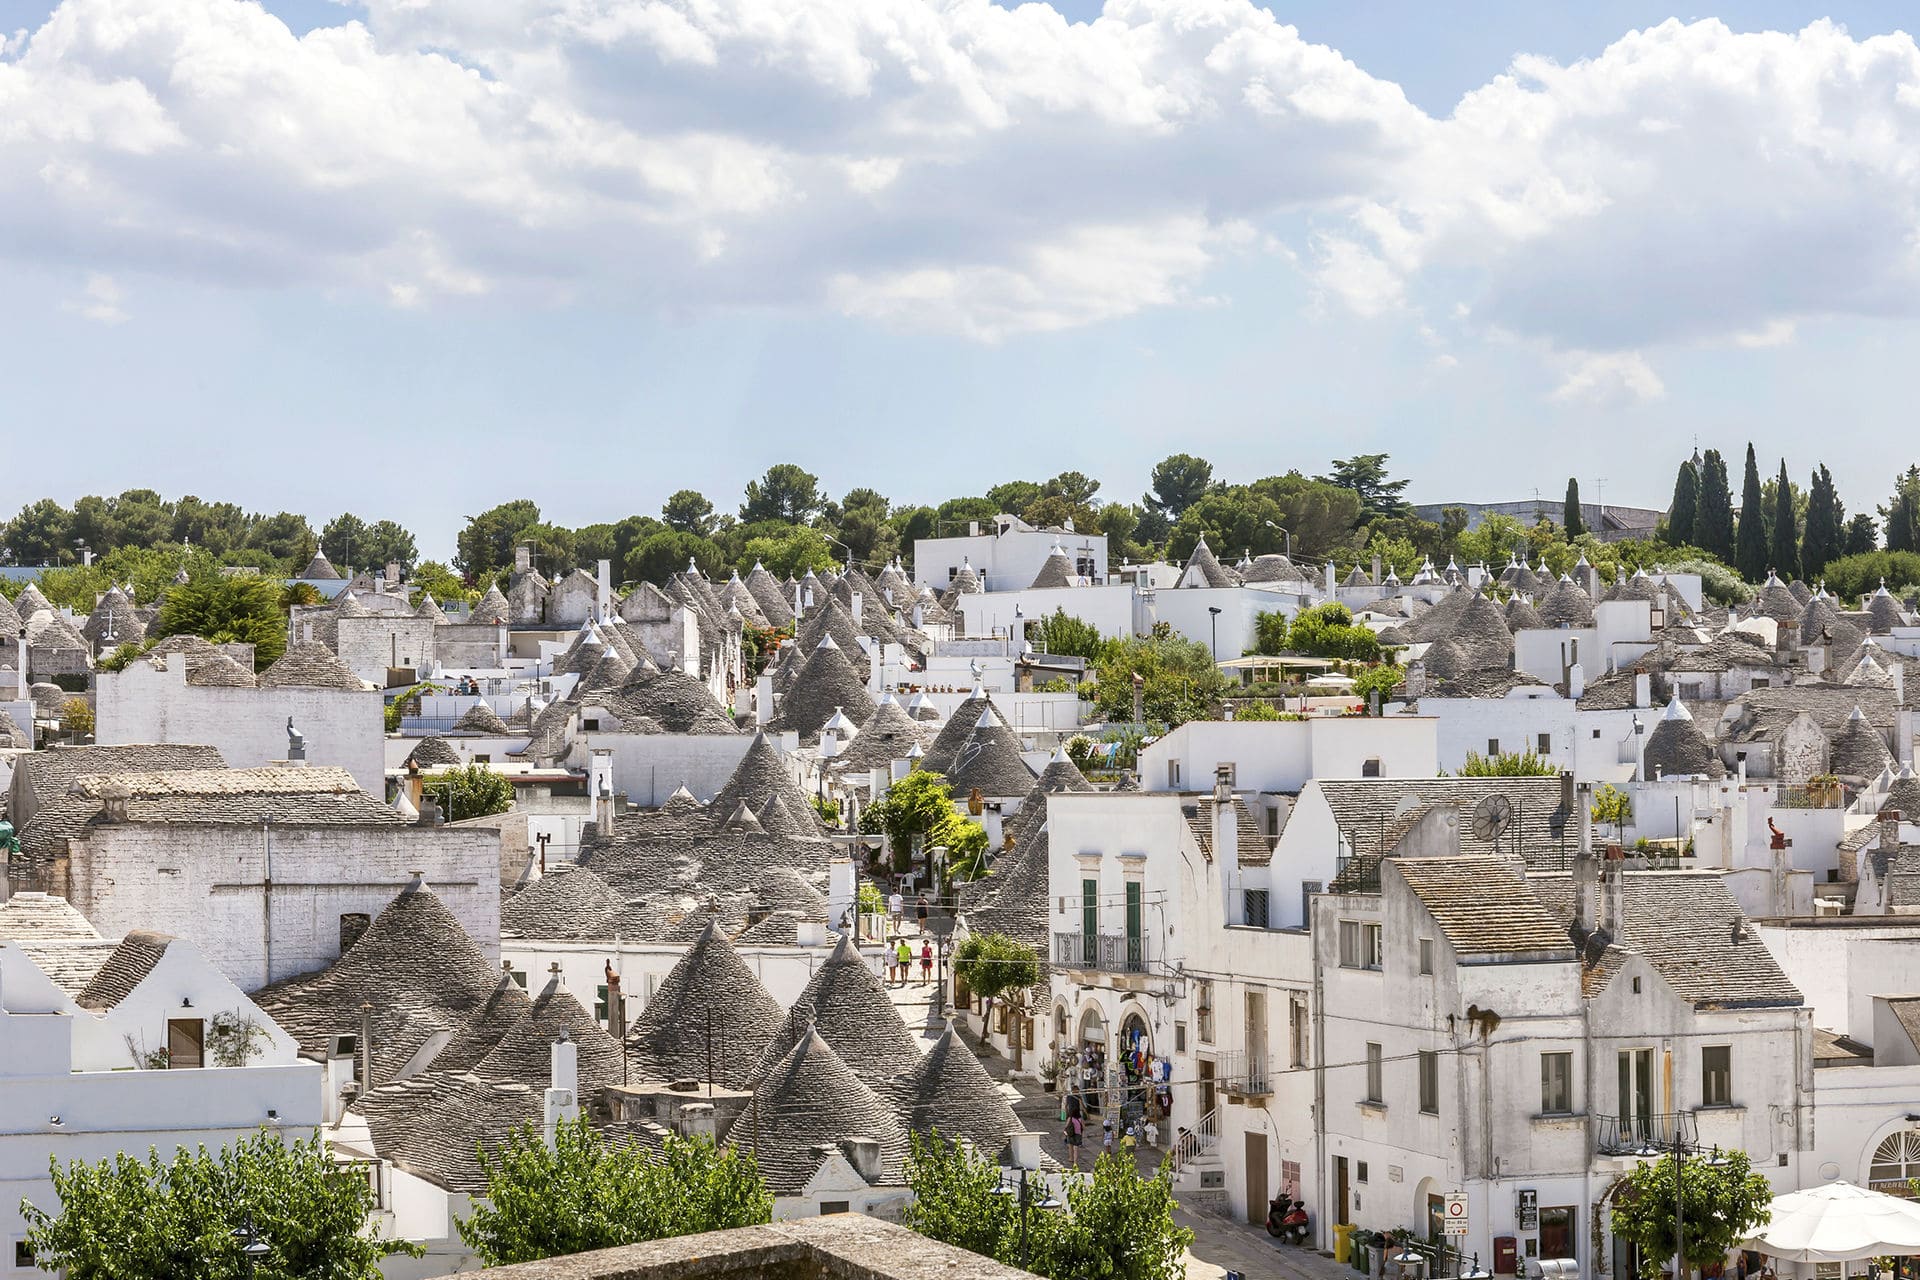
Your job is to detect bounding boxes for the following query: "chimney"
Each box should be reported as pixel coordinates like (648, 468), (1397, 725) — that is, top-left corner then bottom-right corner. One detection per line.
(1599, 859), (1626, 940)
(1573, 781), (1596, 936)
(98, 785), (130, 824)
(840, 1136), (881, 1182)
(1403, 659), (1427, 701)
(850, 590), (863, 622)
(828, 857), (855, 932)
(1212, 764), (1237, 868)
(591, 748), (615, 837)
(359, 1000), (375, 1093)
(1324, 561), (1337, 596)
(1372, 553), (1383, 585)
(677, 1101), (717, 1142)
(544, 1032), (579, 1147)
(755, 674), (774, 726)
(515, 545), (531, 574)
(596, 559), (612, 623)
(1009, 1130), (1043, 1170)
(1883, 808), (1904, 854)
(385, 561), (401, 592)
(1632, 713), (1648, 782)
(1633, 672), (1651, 709)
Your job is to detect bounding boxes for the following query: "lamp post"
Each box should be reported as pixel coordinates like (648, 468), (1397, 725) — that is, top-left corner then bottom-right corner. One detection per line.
(232, 1214), (270, 1279)
(1207, 606), (1222, 659)
(1263, 520), (1293, 558)
(991, 1165), (1062, 1270)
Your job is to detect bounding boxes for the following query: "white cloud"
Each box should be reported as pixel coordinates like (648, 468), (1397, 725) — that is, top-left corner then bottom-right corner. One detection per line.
(62, 271), (126, 323)
(6, 2), (1920, 361)
(1550, 351), (1665, 407)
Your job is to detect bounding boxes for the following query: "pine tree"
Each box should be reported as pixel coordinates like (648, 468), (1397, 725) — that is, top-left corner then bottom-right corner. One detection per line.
(1846, 513), (1879, 557)
(1694, 449), (1735, 563)
(1665, 460), (1698, 547)
(1564, 479), (1584, 538)
(1769, 461), (1798, 581)
(1735, 443), (1768, 581)
(1801, 465), (1842, 580)
(1883, 466), (1920, 554)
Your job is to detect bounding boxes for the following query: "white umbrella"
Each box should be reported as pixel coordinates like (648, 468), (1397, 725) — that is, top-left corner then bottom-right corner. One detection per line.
(1306, 673), (1356, 690)
(1745, 1182), (1920, 1263)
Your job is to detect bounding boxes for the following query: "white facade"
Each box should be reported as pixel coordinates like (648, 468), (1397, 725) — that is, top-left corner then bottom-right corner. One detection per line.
(916, 517), (1109, 594)
(96, 659), (386, 794)
(0, 937), (322, 1272)
(1139, 718), (1439, 796)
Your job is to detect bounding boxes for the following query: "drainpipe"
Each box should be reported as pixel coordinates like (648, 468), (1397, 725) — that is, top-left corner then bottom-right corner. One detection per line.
(1311, 919), (1328, 1247)
(261, 814), (275, 986)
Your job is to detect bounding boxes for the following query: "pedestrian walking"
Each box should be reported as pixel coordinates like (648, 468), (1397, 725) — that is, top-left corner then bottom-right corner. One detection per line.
(1064, 1110), (1084, 1169)
(894, 936), (913, 987)
(888, 890), (904, 929)
(919, 940), (933, 985)
(915, 894), (930, 931)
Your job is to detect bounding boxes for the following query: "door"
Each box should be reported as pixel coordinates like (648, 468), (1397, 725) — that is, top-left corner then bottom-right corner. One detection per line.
(1618, 1049), (1653, 1142)
(1540, 1207), (1576, 1260)
(1333, 1156), (1351, 1227)
(1082, 878), (1098, 966)
(1246, 1133), (1268, 1226)
(1245, 990), (1268, 1090)
(1197, 1058), (1217, 1118)
(1125, 882), (1144, 971)
(167, 1018), (204, 1069)
(1428, 1194), (1445, 1246)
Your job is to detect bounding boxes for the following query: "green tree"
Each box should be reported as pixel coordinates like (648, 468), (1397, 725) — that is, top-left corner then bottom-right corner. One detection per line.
(1769, 460), (1799, 580)
(1664, 459), (1698, 547)
(409, 561), (472, 606)
(1249, 611), (1289, 656)
(1735, 443), (1768, 582)
(625, 530), (727, 585)
(1846, 512), (1880, 557)
(171, 496), (251, 557)
(860, 771), (988, 878)
(830, 487), (898, 567)
(1094, 502), (1146, 562)
(1881, 465), (1920, 554)
(1607, 1149), (1772, 1280)
(456, 499), (541, 579)
(1809, 551), (1920, 601)
(1563, 479), (1584, 538)
(459, 1120), (771, 1267)
(361, 520), (417, 573)
(905, 1140), (1190, 1280)
(20, 1131), (417, 1280)
(1285, 602), (1380, 661)
(662, 489), (717, 537)
(244, 512), (318, 570)
(1145, 453), (1214, 522)
(1246, 473), (1366, 560)
(739, 463), (823, 525)
(6, 498), (75, 565)
(1043, 471), (1101, 512)
(737, 526), (836, 579)
(952, 933), (1041, 1067)
(320, 513), (369, 574)
(1351, 663), (1405, 711)
(1591, 783), (1632, 836)
(1455, 750), (1557, 777)
(1090, 630), (1228, 726)
(1232, 699), (1282, 720)
(61, 696), (94, 739)
(428, 762), (514, 822)
(1801, 464), (1843, 579)
(1030, 609), (1115, 663)
(1693, 449), (1735, 564)
(153, 575), (288, 669)
(1318, 453), (1411, 520)
(986, 480), (1044, 516)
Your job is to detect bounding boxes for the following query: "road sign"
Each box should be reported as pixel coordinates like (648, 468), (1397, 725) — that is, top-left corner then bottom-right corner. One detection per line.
(1443, 1192), (1470, 1237)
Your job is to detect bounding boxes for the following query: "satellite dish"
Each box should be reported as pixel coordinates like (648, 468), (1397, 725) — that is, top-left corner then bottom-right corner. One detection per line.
(1471, 794), (1514, 842)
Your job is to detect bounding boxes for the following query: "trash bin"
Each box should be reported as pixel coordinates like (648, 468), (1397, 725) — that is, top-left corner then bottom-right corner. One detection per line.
(1334, 1224), (1357, 1264)
(1391, 1248), (1430, 1280)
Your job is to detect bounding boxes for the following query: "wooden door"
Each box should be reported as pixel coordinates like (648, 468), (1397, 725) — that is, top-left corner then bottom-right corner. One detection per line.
(1245, 1133), (1268, 1225)
(1334, 1156), (1351, 1226)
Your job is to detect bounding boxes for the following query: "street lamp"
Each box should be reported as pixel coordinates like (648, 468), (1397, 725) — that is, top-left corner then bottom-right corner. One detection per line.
(1263, 520), (1293, 558)
(1207, 606), (1222, 659)
(991, 1165), (1062, 1269)
(232, 1214), (271, 1279)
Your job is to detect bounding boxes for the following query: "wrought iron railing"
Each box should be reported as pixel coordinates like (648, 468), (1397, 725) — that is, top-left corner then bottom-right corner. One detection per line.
(1052, 931), (1146, 973)
(1331, 853), (1381, 894)
(1172, 1107), (1219, 1172)
(1595, 1111), (1697, 1155)
(1215, 1049), (1272, 1096)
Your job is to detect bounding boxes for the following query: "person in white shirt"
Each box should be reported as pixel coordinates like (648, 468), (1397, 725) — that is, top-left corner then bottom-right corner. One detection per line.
(888, 891), (904, 928)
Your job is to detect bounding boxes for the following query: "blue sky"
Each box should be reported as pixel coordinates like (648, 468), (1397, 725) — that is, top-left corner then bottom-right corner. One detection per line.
(4, 0), (1919, 559)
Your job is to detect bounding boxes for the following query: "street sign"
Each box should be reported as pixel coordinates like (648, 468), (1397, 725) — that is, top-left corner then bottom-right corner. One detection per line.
(1518, 1189), (1538, 1230)
(1443, 1192), (1470, 1237)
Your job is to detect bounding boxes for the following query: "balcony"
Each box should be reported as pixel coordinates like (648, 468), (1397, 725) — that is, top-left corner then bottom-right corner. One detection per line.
(1215, 1050), (1273, 1099)
(1595, 1111), (1698, 1156)
(1052, 931), (1148, 974)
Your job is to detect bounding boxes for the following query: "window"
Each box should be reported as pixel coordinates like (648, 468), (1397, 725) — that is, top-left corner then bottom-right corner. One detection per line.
(508, 968), (528, 989)
(1541, 1052), (1572, 1114)
(17, 1241), (36, 1269)
(1364, 1042), (1383, 1103)
(1869, 1130), (1920, 1194)
(1418, 939), (1434, 975)
(1357, 1161), (1370, 1183)
(583, 718), (600, 731)
(1081, 878), (1098, 967)
(1244, 889), (1270, 929)
(1591, 728), (1602, 739)
(594, 984), (609, 1024)
(1196, 981), (1214, 1044)
(1124, 881), (1144, 971)
(1702, 1046), (1732, 1107)
(1301, 881), (1323, 930)
(1289, 996), (1308, 1069)
(1537, 732), (1552, 753)
(1362, 757), (1383, 778)
(1339, 922), (1384, 970)
(1056, 1008), (1068, 1037)
(1487, 738), (1501, 755)
(1267, 806), (1282, 838)
(820, 1201), (850, 1216)
(1168, 760), (1182, 789)
(1175, 1021), (1187, 1052)
(1418, 1050), (1439, 1114)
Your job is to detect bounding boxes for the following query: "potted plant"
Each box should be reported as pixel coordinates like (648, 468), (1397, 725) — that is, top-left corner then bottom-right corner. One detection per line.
(1038, 1055), (1060, 1093)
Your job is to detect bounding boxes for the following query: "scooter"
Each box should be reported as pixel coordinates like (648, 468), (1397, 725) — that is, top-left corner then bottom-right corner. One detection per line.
(1265, 1195), (1311, 1245)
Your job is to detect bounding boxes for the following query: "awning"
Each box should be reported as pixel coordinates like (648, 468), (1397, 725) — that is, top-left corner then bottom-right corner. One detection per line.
(1744, 1182), (1920, 1262)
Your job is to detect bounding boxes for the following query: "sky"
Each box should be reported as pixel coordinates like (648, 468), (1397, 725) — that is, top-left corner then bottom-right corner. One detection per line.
(4, 0), (1920, 560)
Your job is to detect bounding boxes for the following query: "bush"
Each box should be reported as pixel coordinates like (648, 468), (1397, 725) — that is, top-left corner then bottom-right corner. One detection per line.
(1091, 631), (1226, 726)
(1455, 750), (1557, 777)
(426, 762), (514, 822)
(1031, 609), (1116, 663)
(1665, 557), (1750, 606)
(1231, 699), (1282, 721)
(1814, 550), (1920, 602)
(60, 697), (93, 738)
(1286, 603), (1380, 661)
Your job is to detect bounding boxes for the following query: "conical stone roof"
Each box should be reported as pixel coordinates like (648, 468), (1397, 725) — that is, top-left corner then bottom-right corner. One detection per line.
(756, 933), (921, 1086)
(729, 1029), (909, 1194)
(886, 1021), (1023, 1152)
(454, 701), (512, 735)
(1641, 695), (1718, 779)
(943, 704), (1039, 798)
(770, 638), (874, 742)
(709, 731), (828, 837)
(627, 919), (786, 1088)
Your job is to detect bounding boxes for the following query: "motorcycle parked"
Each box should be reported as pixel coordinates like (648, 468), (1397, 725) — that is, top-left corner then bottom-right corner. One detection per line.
(1265, 1195), (1311, 1245)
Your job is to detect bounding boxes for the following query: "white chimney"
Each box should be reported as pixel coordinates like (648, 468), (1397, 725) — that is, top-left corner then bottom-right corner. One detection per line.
(755, 674), (774, 726)
(596, 559), (612, 623)
(1211, 763), (1237, 869)
(544, 1033), (579, 1146)
(677, 1101), (717, 1142)
(828, 857), (855, 931)
(515, 545), (532, 574)
(840, 1137), (881, 1182)
(850, 590), (863, 622)
(591, 749), (615, 837)
(1009, 1130), (1043, 1170)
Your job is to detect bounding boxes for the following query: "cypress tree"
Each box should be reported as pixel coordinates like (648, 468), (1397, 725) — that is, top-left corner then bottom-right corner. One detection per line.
(1886, 467), (1920, 554)
(1847, 513), (1879, 557)
(1564, 479), (1584, 538)
(1801, 465), (1841, 580)
(1695, 449), (1735, 563)
(1769, 461), (1798, 581)
(1735, 443), (1768, 581)
(1666, 461), (1698, 547)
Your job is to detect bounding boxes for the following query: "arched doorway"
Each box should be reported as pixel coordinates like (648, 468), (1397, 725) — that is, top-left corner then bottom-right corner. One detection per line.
(1870, 1129), (1920, 1196)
